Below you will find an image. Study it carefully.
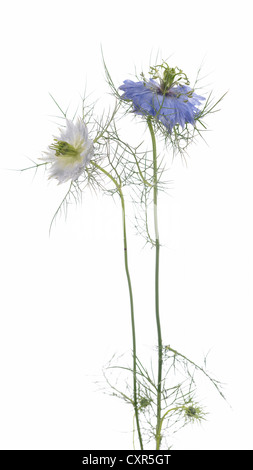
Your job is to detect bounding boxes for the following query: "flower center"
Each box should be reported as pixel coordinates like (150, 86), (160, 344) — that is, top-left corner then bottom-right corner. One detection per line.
(50, 140), (81, 159)
(148, 62), (190, 94)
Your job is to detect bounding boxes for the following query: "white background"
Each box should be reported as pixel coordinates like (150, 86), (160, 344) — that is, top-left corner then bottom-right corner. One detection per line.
(0, 0), (252, 450)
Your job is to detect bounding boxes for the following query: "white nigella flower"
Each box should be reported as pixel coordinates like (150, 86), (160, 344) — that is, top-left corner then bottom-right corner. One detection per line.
(42, 119), (94, 184)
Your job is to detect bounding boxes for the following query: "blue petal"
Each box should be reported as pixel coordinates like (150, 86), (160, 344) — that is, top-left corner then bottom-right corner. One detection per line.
(119, 79), (205, 132)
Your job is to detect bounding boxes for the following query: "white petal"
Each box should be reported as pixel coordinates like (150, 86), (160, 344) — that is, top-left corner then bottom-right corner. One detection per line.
(44, 119), (94, 184)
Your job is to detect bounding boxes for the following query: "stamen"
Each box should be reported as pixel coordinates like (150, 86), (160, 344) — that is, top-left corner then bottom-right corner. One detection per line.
(50, 140), (80, 158)
(148, 62), (190, 94)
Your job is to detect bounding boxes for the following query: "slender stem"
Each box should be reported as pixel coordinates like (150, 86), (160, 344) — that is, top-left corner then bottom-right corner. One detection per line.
(157, 407), (179, 440)
(147, 118), (163, 450)
(90, 160), (143, 450)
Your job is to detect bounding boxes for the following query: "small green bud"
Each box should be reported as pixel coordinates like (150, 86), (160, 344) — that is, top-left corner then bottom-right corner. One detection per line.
(139, 397), (151, 408)
(185, 406), (197, 418)
(183, 404), (205, 422)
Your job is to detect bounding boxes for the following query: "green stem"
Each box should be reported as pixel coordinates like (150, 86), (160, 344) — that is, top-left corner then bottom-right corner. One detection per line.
(90, 160), (143, 450)
(147, 118), (163, 450)
(157, 407), (179, 440)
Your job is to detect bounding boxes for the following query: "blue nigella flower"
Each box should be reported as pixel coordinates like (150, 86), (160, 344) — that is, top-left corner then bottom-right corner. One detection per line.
(119, 64), (205, 133)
